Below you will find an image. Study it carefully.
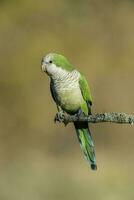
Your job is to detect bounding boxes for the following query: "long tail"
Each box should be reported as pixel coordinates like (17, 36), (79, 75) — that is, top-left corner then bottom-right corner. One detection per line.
(74, 122), (97, 170)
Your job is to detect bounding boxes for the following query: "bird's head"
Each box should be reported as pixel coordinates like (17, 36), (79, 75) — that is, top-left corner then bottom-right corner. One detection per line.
(41, 53), (74, 77)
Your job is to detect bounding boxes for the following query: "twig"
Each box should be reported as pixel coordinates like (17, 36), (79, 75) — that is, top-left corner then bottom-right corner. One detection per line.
(55, 112), (134, 125)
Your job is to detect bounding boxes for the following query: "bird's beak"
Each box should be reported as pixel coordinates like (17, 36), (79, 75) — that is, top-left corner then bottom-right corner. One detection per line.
(41, 63), (46, 72)
(41, 58), (46, 72)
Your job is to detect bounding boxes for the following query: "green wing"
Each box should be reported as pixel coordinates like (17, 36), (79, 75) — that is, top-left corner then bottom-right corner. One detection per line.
(76, 74), (97, 170)
(79, 74), (92, 114)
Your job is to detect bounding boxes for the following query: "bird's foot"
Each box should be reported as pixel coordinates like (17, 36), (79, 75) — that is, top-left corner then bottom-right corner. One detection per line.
(75, 109), (86, 119)
(54, 112), (65, 123)
(54, 112), (69, 126)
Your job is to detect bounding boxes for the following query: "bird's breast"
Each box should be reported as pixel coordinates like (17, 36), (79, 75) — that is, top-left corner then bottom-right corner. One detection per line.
(53, 77), (84, 112)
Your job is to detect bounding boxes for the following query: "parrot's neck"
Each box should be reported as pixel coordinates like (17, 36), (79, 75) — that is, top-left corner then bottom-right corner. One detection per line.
(46, 63), (67, 78)
(47, 64), (80, 82)
(51, 68), (80, 92)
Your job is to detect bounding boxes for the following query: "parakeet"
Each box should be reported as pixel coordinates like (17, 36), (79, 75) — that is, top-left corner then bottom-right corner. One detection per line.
(41, 53), (97, 170)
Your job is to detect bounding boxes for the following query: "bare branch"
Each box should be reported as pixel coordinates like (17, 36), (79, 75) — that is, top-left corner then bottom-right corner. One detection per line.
(55, 112), (134, 125)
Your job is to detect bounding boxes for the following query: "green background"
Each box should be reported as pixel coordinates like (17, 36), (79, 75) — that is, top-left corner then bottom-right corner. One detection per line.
(0, 0), (134, 199)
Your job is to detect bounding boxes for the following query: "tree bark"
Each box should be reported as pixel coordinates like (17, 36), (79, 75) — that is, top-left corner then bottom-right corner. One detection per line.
(55, 112), (134, 125)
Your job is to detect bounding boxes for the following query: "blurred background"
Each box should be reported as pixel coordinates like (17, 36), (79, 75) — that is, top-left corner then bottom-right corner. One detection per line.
(0, 0), (134, 199)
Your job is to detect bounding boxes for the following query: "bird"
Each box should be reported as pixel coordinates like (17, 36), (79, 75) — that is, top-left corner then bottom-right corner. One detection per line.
(41, 53), (97, 170)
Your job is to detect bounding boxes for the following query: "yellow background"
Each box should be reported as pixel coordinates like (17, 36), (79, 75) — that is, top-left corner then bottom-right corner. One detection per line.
(0, 0), (134, 199)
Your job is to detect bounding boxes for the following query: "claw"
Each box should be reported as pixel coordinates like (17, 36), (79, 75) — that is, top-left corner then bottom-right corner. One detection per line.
(63, 120), (69, 126)
(54, 112), (64, 123)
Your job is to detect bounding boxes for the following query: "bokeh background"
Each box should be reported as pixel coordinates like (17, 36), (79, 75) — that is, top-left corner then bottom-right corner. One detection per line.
(0, 0), (134, 199)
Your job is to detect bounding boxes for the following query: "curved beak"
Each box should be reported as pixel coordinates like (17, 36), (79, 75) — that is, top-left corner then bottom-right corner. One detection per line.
(41, 58), (46, 72)
(41, 63), (46, 72)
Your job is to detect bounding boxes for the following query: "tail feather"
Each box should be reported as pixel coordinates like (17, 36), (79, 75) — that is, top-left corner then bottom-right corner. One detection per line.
(74, 122), (97, 170)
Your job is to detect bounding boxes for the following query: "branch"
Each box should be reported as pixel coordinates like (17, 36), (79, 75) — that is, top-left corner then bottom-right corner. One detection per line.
(55, 112), (134, 125)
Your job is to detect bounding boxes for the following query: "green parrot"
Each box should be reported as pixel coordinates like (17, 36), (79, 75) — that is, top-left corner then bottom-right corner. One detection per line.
(41, 53), (97, 170)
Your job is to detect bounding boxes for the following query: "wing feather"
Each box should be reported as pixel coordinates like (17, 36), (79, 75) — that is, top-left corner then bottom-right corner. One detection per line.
(79, 74), (92, 114)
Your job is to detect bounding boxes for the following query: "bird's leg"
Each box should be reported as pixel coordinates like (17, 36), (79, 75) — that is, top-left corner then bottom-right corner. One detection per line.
(76, 108), (86, 119)
(54, 106), (65, 123)
(54, 106), (69, 126)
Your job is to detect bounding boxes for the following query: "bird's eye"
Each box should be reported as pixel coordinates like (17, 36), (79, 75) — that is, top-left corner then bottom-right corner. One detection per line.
(49, 60), (52, 63)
